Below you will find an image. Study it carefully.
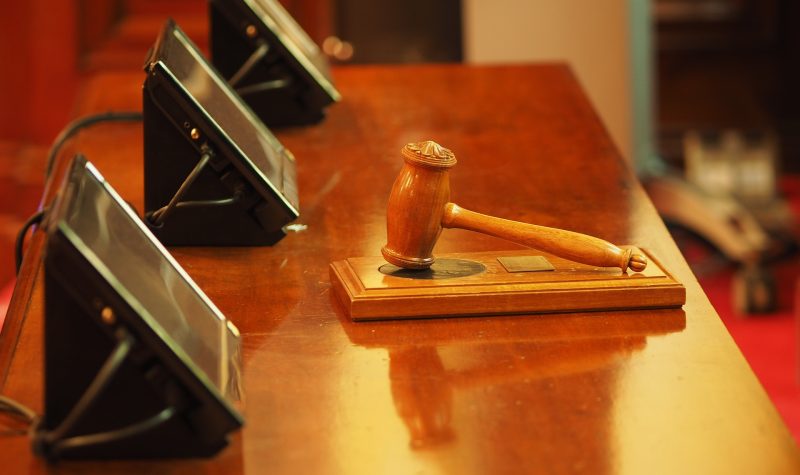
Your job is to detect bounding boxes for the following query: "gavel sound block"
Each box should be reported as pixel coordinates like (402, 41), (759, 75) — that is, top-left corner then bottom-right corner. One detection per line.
(329, 141), (685, 321)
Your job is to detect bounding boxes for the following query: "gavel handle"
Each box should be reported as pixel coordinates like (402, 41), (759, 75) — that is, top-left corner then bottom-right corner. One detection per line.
(441, 203), (647, 273)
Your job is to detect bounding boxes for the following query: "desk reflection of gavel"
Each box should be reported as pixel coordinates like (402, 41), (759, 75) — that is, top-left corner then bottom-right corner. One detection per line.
(381, 141), (648, 273)
(389, 338), (646, 450)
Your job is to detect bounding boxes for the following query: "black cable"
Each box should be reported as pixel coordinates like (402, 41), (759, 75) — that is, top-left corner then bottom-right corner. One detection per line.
(171, 197), (239, 209)
(236, 77), (292, 96)
(0, 394), (39, 438)
(148, 151), (213, 226)
(14, 209), (45, 274)
(148, 196), (240, 227)
(22, 112), (140, 273)
(53, 406), (176, 455)
(0, 395), (37, 423)
(45, 111), (143, 178)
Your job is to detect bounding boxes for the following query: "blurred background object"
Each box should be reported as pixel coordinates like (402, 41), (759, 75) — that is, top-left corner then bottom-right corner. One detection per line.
(332, 0), (462, 63)
(462, 0), (636, 164)
(0, 0), (797, 439)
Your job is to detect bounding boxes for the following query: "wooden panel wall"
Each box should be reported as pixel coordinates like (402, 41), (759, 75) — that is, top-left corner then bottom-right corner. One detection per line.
(0, 0), (126, 144)
(0, 0), (327, 144)
(0, 1), (79, 143)
(79, 0), (124, 55)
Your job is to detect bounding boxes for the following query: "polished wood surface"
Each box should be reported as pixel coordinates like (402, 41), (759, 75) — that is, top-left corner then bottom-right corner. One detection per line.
(1, 64), (798, 473)
(331, 248), (684, 320)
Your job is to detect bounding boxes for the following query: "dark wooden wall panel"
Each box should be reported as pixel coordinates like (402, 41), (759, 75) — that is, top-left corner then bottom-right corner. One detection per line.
(0, 1), (79, 143)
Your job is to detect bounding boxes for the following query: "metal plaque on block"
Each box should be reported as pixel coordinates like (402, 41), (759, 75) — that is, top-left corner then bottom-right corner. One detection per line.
(497, 255), (555, 273)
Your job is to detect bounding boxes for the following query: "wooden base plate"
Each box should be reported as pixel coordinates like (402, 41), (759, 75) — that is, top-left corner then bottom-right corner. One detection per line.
(330, 248), (685, 321)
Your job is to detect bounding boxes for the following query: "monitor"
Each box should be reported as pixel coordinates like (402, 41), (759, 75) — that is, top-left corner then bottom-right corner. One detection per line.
(38, 155), (243, 459)
(143, 19), (299, 246)
(209, 0), (341, 125)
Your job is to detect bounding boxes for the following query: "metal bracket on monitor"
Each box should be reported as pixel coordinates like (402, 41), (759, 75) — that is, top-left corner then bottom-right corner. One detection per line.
(33, 328), (180, 461)
(145, 147), (241, 230)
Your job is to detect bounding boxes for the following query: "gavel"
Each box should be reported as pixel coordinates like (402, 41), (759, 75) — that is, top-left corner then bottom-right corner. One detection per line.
(381, 141), (647, 273)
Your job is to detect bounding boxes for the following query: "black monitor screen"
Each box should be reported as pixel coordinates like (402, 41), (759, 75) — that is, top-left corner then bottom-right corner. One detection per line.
(149, 22), (299, 214)
(48, 157), (242, 408)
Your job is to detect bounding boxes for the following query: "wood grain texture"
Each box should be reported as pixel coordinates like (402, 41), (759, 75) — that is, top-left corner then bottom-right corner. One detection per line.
(0, 64), (798, 473)
(331, 248), (684, 320)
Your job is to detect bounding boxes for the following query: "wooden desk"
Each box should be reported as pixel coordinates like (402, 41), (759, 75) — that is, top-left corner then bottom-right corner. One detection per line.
(1, 65), (797, 473)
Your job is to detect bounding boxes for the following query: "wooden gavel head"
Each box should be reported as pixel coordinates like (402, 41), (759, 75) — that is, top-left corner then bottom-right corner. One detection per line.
(381, 141), (456, 269)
